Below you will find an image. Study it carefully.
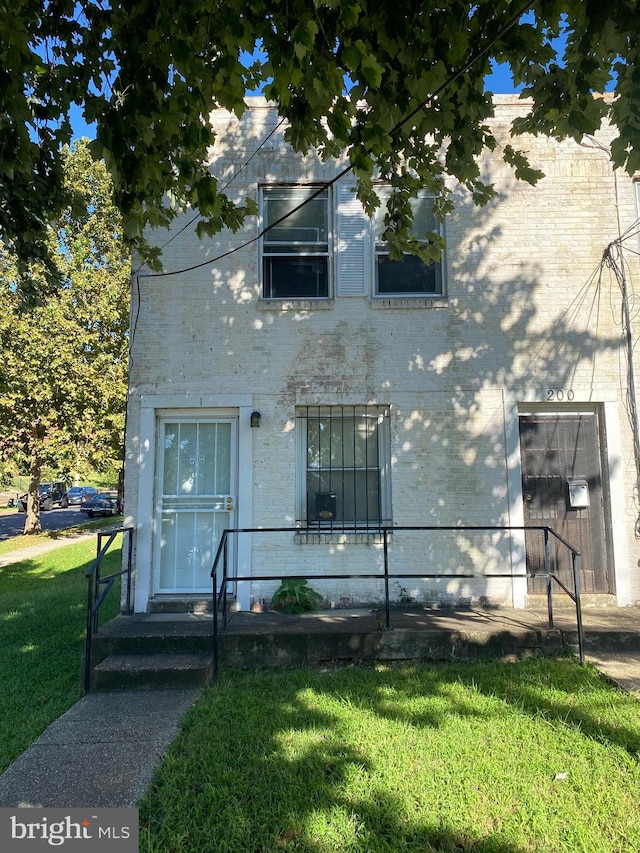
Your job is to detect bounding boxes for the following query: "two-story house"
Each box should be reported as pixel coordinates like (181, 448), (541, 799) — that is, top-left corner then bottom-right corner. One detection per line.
(124, 95), (640, 614)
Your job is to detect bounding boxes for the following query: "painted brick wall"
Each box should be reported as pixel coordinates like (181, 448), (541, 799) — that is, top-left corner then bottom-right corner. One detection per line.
(126, 96), (640, 608)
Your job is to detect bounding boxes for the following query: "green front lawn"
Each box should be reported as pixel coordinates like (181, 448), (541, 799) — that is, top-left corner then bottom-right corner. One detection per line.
(140, 661), (640, 853)
(0, 539), (122, 772)
(2, 541), (640, 853)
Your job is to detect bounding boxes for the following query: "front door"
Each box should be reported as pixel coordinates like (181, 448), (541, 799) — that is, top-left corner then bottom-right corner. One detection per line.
(154, 418), (237, 594)
(519, 413), (610, 594)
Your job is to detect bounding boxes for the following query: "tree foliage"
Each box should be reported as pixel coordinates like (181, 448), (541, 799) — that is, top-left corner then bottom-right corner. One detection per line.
(1, 0), (639, 277)
(0, 140), (130, 533)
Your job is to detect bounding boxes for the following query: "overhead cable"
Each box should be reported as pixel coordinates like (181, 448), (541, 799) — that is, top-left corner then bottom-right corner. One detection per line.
(138, 0), (540, 279)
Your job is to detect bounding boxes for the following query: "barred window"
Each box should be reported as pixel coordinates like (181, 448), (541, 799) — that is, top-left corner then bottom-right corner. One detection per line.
(297, 405), (392, 529)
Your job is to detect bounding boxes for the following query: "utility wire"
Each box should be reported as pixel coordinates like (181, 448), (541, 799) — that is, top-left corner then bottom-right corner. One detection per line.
(132, 115), (288, 274)
(139, 0), (540, 279)
(604, 239), (640, 533)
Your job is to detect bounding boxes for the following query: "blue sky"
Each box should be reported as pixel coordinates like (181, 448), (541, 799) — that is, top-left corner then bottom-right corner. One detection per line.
(485, 61), (521, 95)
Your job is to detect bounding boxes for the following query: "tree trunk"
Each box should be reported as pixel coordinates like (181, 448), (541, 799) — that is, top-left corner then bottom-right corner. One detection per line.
(23, 447), (43, 535)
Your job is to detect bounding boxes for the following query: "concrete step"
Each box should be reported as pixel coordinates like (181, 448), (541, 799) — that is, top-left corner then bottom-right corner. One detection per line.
(86, 607), (640, 690)
(92, 652), (213, 690)
(91, 614), (214, 660)
(219, 626), (565, 668)
(568, 630), (640, 653)
(146, 598), (213, 614)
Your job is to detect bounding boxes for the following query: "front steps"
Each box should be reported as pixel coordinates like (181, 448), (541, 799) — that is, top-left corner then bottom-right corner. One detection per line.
(87, 613), (214, 690)
(86, 606), (640, 690)
(93, 651), (213, 690)
(85, 605), (618, 690)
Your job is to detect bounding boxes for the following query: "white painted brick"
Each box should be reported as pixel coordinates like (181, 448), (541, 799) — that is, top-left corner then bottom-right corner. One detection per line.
(126, 96), (640, 609)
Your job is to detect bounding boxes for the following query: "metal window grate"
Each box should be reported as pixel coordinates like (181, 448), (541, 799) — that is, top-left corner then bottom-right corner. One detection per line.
(297, 405), (391, 530)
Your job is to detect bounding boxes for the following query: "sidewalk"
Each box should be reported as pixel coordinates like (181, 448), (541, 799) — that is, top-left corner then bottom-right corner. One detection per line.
(0, 689), (198, 808)
(0, 532), (97, 567)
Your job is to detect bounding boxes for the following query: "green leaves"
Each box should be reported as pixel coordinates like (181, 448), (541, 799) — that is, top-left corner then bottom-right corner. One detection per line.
(271, 579), (323, 614)
(292, 20), (319, 62)
(0, 140), (130, 483)
(2, 0), (640, 280)
(502, 145), (545, 185)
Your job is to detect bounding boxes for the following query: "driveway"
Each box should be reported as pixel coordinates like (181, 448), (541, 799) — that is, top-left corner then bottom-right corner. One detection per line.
(0, 506), (87, 541)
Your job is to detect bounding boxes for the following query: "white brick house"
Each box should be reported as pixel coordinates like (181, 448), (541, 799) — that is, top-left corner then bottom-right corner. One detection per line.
(124, 95), (640, 613)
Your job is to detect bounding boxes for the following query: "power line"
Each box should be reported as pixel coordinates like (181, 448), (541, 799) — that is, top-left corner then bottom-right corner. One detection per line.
(139, 0), (540, 279)
(131, 115), (287, 275)
(604, 239), (640, 530)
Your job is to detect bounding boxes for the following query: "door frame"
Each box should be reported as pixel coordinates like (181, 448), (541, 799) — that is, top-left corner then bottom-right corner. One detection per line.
(132, 395), (254, 613)
(153, 415), (238, 595)
(518, 411), (609, 594)
(505, 399), (631, 607)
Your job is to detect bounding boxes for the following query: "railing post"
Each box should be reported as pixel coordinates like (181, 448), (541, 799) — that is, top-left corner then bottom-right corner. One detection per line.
(125, 528), (133, 614)
(572, 551), (585, 664)
(84, 525), (135, 693)
(84, 562), (95, 693)
(213, 562), (219, 685)
(383, 528), (390, 629)
(222, 534), (229, 632)
(544, 527), (554, 629)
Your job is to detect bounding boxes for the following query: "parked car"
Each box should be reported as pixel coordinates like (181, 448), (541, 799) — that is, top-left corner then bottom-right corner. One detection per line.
(65, 485), (98, 506)
(80, 492), (120, 517)
(19, 481), (69, 512)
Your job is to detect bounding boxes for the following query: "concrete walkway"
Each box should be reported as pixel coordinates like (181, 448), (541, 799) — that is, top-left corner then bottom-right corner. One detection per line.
(0, 532), (97, 567)
(0, 689), (198, 808)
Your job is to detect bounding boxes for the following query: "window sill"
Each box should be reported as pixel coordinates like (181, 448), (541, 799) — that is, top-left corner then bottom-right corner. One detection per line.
(295, 530), (389, 545)
(371, 296), (448, 309)
(258, 298), (335, 311)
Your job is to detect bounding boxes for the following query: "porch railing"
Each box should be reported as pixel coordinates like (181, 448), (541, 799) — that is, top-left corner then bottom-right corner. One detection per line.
(210, 525), (583, 683)
(84, 525), (134, 692)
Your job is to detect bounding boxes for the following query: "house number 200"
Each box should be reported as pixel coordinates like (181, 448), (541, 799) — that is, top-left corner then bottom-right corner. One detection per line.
(547, 389), (574, 402)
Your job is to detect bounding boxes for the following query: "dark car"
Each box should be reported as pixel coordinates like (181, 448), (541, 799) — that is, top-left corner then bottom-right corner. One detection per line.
(80, 492), (120, 517)
(65, 485), (98, 506)
(19, 481), (69, 512)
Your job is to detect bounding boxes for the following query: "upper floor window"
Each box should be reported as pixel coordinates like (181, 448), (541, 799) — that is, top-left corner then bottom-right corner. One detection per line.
(262, 186), (330, 299)
(374, 190), (444, 297)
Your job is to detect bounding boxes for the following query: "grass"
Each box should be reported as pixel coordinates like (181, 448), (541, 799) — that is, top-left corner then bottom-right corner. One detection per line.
(140, 661), (640, 853)
(0, 538), (122, 772)
(2, 540), (639, 852)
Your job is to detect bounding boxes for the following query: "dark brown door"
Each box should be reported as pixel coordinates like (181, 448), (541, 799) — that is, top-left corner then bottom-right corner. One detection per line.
(519, 414), (609, 593)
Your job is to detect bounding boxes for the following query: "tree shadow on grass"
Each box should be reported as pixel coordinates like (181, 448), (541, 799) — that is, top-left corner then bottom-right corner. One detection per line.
(356, 657), (640, 759)
(140, 660), (640, 853)
(0, 550), (122, 771)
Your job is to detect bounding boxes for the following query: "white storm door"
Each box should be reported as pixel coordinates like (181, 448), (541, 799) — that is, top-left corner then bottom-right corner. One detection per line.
(155, 418), (237, 593)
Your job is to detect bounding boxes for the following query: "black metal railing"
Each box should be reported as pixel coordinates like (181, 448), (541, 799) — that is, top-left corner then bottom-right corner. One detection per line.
(84, 525), (134, 692)
(210, 525), (583, 683)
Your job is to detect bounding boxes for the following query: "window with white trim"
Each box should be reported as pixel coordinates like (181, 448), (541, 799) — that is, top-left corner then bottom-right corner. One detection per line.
(374, 190), (444, 296)
(297, 405), (392, 529)
(262, 186), (330, 299)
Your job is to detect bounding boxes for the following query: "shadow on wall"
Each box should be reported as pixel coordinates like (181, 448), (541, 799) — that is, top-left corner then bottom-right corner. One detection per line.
(129, 111), (623, 607)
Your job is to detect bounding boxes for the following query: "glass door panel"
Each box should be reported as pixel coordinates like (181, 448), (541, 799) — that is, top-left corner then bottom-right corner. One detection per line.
(155, 419), (236, 594)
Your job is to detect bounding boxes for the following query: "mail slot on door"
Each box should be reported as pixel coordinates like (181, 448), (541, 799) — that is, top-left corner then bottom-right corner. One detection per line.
(568, 479), (590, 508)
